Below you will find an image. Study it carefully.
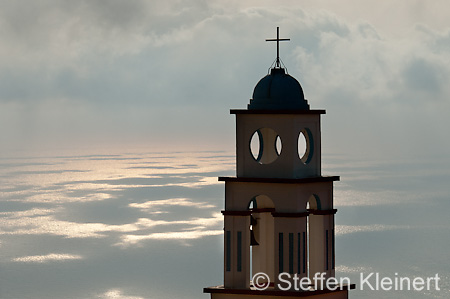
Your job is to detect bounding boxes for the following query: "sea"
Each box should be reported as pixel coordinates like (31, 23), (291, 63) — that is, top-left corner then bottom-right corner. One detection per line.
(0, 149), (449, 298)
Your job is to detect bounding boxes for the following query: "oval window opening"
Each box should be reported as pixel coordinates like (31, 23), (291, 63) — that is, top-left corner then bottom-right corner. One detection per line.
(249, 128), (280, 164)
(298, 131), (307, 160)
(250, 131), (262, 161)
(298, 129), (314, 164)
(275, 135), (282, 156)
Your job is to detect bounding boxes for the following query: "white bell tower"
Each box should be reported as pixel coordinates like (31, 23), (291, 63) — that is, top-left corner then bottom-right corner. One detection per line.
(205, 27), (354, 298)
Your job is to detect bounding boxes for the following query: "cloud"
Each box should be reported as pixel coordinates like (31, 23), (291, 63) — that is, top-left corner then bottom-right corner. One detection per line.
(98, 289), (144, 299)
(402, 58), (443, 95)
(0, 1), (449, 156)
(335, 224), (411, 236)
(0, 0), (205, 65)
(129, 197), (216, 212)
(0, 151), (230, 246)
(0, 206), (222, 244)
(0, 210), (140, 238)
(116, 212), (223, 247)
(118, 229), (223, 246)
(335, 265), (373, 274)
(12, 253), (83, 263)
(334, 189), (412, 207)
(291, 20), (450, 107)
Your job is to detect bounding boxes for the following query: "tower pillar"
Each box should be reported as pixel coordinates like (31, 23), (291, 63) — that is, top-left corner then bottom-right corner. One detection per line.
(223, 212), (251, 289)
(272, 213), (308, 290)
(251, 210), (275, 283)
(309, 211), (337, 280)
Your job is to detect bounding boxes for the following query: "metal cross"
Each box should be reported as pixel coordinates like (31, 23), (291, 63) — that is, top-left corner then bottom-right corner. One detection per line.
(266, 27), (290, 68)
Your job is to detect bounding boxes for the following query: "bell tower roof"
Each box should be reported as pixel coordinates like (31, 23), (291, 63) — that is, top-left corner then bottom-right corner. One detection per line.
(249, 68), (309, 110)
(248, 27), (309, 110)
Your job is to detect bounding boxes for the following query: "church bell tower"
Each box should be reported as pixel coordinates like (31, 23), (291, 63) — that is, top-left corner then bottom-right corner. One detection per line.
(204, 27), (354, 299)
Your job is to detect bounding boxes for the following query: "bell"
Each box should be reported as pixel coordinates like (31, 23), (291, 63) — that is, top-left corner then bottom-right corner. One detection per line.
(250, 229), (259, 246)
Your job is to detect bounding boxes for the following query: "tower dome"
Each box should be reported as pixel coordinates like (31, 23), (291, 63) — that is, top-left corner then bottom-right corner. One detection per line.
(248, 68), (310, 110)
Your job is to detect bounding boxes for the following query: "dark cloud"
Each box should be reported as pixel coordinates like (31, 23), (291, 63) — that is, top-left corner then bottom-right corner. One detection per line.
(402, 58), (443, 95)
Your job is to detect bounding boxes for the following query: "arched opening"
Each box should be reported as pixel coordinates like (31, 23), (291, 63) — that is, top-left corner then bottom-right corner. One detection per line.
(307, 194), (321, 211)
(247, 195), (275, 285)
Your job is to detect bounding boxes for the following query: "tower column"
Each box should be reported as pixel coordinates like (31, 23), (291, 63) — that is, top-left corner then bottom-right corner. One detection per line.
(223, 212), (251, 289)
(272, 212), (308, 290)
(309, 210), (337, 280)
(251, 210), (275, 283)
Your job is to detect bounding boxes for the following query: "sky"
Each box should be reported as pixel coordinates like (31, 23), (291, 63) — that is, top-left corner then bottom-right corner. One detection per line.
(0, 0), (449, 158)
